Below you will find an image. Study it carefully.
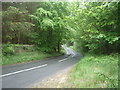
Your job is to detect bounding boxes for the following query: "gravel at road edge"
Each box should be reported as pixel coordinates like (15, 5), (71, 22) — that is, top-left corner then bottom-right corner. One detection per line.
(32, 65), (74, 88)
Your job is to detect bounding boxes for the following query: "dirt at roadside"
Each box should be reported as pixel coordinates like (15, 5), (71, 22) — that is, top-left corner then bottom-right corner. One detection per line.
(32, 66), (74, 88)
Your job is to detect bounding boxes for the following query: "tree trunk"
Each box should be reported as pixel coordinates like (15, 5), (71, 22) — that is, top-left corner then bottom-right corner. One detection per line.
(57, 40), (60, 53)
(18, 31), (20, 44)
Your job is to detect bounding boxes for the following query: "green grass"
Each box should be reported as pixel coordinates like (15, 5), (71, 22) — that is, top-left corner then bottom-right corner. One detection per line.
(65, 53), (118, 88)
(69, 46), (74, 50)
(2, 51), (63, 66)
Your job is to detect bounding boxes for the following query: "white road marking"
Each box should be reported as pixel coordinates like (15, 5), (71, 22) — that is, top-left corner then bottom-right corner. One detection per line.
(72, 52), (76, 57)
(58, 48), (77, 62)
(0, 64), (48, 78)
(58, 58), (68, 62)
(1, 47), (77, 78)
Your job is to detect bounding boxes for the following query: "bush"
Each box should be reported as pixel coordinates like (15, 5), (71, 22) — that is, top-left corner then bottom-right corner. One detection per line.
(14, 45), (35, 52)
(3, 44), (15, 55)
(66, 54), (118, 88)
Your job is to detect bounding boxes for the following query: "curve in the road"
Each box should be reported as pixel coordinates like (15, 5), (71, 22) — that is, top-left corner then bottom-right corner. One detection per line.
(2, 46), (83, 88)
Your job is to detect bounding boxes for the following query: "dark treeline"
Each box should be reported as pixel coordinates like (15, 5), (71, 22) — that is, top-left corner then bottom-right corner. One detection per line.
(2, 2), (71, 53)
(67, 2), (120, 54)
(2, 2), (120, 54)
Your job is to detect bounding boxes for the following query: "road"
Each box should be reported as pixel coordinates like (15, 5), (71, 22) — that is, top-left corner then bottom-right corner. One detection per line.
(1, 45), (83, 88)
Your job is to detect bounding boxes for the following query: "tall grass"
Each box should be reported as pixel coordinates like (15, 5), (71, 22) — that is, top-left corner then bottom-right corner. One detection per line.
(65, 53), (118, 88)
(2, 51), (62, 65)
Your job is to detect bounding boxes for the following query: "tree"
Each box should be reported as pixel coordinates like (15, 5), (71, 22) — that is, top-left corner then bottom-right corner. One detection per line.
(66, 2), (120, 54)
(2, 6), (34, 44)
(30, 2), (71, 53)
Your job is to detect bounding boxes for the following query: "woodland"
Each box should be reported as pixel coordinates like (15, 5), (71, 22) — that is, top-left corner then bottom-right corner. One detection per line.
(1, 2), (119, 88)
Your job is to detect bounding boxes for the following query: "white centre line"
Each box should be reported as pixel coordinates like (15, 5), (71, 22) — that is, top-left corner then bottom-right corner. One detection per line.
(58, 58), (68, 62)
(0, 64), (48, 78)
(1, 47), (77, 78)
(58, 53), (76, 62)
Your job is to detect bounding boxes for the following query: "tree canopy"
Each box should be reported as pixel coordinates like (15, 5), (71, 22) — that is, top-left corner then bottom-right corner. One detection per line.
(2, 2), (120, 54)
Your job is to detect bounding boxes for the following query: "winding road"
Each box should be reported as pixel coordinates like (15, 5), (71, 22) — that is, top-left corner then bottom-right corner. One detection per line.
(1, 45), (83, 88)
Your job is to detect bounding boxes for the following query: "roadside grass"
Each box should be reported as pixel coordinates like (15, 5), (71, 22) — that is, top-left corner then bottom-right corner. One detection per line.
(69, 46), (75, 50)
(64, 53), (118, 88)
(2, 51), (63, 66)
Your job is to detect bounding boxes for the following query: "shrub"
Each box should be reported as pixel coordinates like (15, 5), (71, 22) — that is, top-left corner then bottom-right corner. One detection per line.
(2, 44), (15, 55)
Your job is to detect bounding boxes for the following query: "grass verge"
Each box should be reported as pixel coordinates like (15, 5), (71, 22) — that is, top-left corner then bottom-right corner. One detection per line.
(64, 53), (118, 88)
(2, 51), (63, 66)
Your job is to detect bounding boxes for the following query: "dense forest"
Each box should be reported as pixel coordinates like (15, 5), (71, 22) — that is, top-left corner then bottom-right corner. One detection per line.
(2, 2), (120, 54)
(2, 2), (72, 54)
(1, 1), (119, 88)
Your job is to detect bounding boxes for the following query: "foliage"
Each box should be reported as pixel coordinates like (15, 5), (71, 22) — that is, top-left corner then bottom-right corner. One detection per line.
(67, 2), (120, 54)
(1, 3), (119, 88)
(2, 2), (119, 54)
(30, 2), (71, 53)
(65, 54), (118, 88)
(2, 44), (15, 55)
(2, 44), (35, 56)
(2, 2), (119, 56)
(2, 51), (62, 65)
(2, 6), (34, 44)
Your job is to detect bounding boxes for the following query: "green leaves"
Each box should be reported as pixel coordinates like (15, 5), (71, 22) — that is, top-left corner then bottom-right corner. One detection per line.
(29, 15), (39, 21)
(36, 8), (52, 18)
(105, 36), (120, 44)
(67, 2), (119, 54)
(41, 18), (54, 30)
(29, 2), (71, 53)
(3, 2), (119, 54)
(2, 6), (34, 44)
